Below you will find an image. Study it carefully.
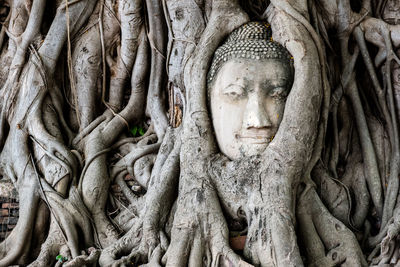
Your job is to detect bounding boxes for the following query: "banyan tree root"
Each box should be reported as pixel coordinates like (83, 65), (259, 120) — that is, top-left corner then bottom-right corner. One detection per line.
(99, 127), (181, 266)
(312, 159), (370, 230)
(368, 207), (400, 265)
(163, 0), (249, 265)
(167, 0), (323, 265)
(77, 20), (154, 249)
(2, 0), (400, 266)
(297, 185), (367, 267)
(164, 179), (251, 267)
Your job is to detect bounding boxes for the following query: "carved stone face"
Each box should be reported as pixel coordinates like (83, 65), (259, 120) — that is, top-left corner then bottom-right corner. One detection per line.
(210, 58), (292, 159)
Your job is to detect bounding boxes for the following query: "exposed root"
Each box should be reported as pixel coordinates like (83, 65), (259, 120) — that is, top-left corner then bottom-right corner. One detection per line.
(1, 0), (45, 90)
(144, 0), (168, 140)
(133, 153), (156, 189)
(164, 187), (249, 267)
(98, 27), (150, 144)
(2, 1), (400, 266)
(345, 27), (384, 217)
(64, 248), (100, 267)
(297, 185), (367, 266)
(72, 113), (109, 148)
(114, 170), (140, 205)
(72, 20), (101, 130)
(45, 187), (94, 251)
(28, 120), (78, 186)
(28, 220), (66, 267)
(108, 0), (142, 110)
(28, 218), (99, 267)
(111, 143), (161, 180)
(99, 219), (142, 266)
(0, 183), (39, 266)
(100, 127), (180, 265)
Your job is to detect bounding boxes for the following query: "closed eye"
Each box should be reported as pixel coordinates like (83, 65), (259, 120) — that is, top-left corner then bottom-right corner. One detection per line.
(223, 85), (246, 98)
(268, 87), (288, 98)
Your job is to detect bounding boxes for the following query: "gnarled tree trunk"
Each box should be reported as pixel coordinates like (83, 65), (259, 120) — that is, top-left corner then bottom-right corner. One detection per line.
(0, 0), (400, 266)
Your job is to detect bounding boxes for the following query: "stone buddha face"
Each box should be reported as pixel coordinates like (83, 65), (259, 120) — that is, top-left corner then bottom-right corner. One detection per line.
(208, 22), (293, 160)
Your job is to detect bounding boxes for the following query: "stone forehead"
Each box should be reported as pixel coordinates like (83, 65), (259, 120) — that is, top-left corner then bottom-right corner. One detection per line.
(208, 22), (293, 84)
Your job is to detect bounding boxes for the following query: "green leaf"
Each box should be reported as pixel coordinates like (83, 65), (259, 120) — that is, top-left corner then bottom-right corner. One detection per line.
(138, 127), (145, 136)
(56, 255), (68, 262)
(130, 126), (138, 136)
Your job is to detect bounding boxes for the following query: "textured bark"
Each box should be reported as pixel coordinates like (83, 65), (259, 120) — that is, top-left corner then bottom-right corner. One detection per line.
(0, 0), (400, 266)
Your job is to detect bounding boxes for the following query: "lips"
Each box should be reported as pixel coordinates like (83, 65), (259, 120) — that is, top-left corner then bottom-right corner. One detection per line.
(235, 132), (273, 144)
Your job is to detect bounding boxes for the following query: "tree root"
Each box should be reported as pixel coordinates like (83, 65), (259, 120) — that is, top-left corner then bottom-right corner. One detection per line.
(344, 31), (384, 217)
(137, 128), (181, 260)
(108, 0), (142, 110)
(37, 0), (97, 72)
(312, 164), (353, 228)
(0, 184), (39, 266)
(144, 0), (168, 140)
(100, 127), (180, 265)
(297, 185), (367, 266)
(28, 221), (65, 267)
(63, 248), (100, 267)
(133, 153), (156, 189)
(28, 217), (99, 267)
(354, 24), (400, 226)
(72, 19), (101, 130)
(369, 206), (400, 252)
(0, 135), (41, 266)
(99, 219), (142, 266)
(3, 1), (400, 266)
(99, 27), (149, 144)
(72, 113), (109, 148)
(164, 188), (250, 267)
(76, 22), (152, 252)
(44, 187), (94, 254)
(28, 113), (78, 187)
(111, 143), (161, 180)
(313, 158), (370, 230)
(1, 0), (45, 93)
(114, 170), (140, 205)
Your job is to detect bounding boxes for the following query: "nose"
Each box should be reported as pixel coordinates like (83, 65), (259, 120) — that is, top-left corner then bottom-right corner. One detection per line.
(242, 93), (272, 129)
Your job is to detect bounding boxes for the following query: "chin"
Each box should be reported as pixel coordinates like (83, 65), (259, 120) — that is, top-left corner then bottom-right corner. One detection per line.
(240, 143), (268, 157)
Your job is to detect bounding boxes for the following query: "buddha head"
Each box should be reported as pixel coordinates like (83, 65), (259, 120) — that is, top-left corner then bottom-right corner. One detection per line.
(208, 22), (294, 160)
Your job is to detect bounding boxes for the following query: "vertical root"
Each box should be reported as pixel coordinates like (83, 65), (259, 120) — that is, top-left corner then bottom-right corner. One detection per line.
(0, 181), (39, 266)
(28, 219), (65, 267)
(345, 74), (383, 217)
(108, 0), (143, 110)
(298, 185), (367, 266)
(100, 27), (149, 144)
(297, 187), (330, 266)
(99, 219), (142, 266)
(144, 0), (168, 140)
